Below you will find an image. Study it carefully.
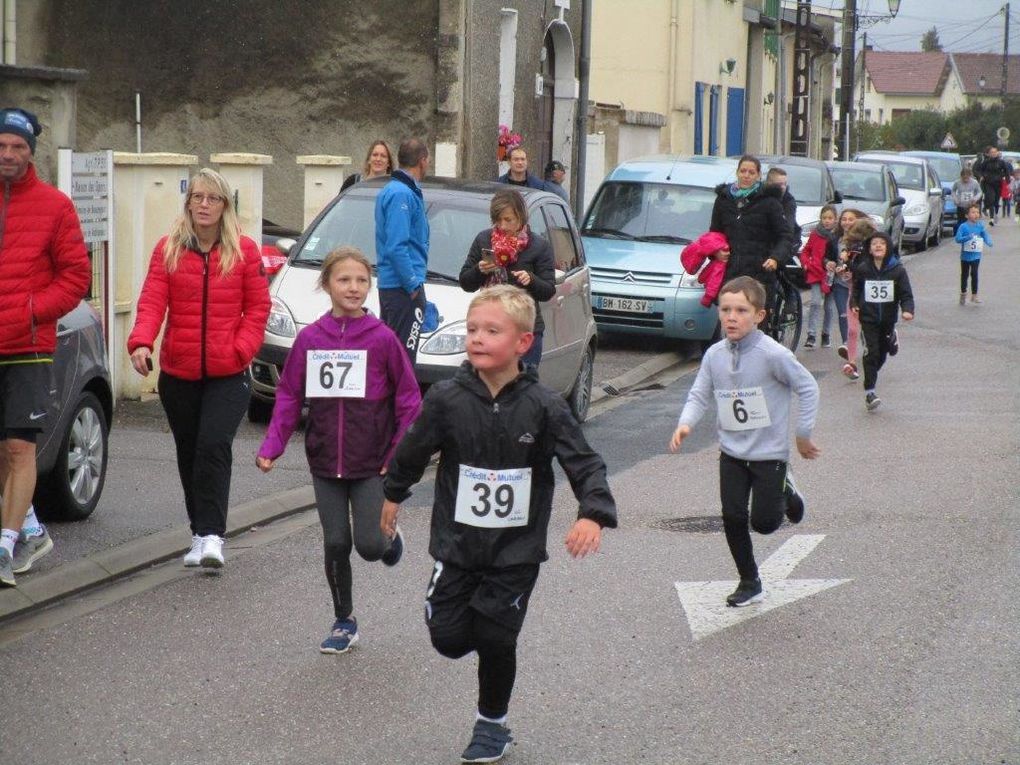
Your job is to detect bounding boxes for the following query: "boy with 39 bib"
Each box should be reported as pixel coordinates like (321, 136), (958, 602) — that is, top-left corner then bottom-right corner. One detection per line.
(670, 277), (820, 608)
(381, 285), (617, 764)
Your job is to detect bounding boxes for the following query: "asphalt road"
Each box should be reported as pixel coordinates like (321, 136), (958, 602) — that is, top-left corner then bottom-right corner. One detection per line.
(2, 226), (1017, 764)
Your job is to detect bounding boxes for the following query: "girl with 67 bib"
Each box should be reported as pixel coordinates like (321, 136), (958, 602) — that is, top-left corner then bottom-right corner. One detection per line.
(257, 247), (421, 654)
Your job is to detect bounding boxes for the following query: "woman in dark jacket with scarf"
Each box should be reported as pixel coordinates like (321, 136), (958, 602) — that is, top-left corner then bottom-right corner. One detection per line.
(460, 189), (556, 367)
(710, 154), (793, 311)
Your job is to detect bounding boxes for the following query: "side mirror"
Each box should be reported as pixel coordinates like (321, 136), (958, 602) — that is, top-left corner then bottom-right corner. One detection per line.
(554, 269), (567, 285)
(275, 237), (297, 256)
(892, 196), (906, 207)
(832, 190), (843, 203)
(929, 187), (942, 196)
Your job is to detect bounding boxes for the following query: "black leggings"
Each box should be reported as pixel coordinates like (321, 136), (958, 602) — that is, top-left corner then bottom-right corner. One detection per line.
(981, 183), (1000, 217)
(861, 321), (895, 391)
(961, 260), (980, 294)
(311, 475), (389, 621)
(719, 452), (787, 581)
(158, 371), (250, 537)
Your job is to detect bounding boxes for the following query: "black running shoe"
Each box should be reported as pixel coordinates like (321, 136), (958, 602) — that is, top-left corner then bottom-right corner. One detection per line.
(821, 333), (831, 348)
(887, 328), (898, 356)
(461, 719), (513, 763)
(865, 392), (881, 411)
(381, 526), (404, 567)
(726, 578), (764, 607)
(784, 470), (805, 524)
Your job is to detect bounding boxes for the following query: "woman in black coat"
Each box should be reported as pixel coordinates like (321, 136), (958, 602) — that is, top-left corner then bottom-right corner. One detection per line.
(459, 189), (556, 367)
(710, 154), (793, 310)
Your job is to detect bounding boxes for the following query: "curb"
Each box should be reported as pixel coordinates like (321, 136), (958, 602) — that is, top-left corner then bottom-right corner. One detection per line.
(0, 351), (689, 624)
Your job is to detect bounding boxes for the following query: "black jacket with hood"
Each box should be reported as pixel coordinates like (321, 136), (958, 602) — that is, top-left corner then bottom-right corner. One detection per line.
(383, 362), (617, 570)
(849, 250), (914, 325)
(710, 182), (793, 286)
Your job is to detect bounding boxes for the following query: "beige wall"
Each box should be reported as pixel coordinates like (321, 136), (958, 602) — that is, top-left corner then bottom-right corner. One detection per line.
(590, 0), (747, 156)
(861, 87), (942, 125)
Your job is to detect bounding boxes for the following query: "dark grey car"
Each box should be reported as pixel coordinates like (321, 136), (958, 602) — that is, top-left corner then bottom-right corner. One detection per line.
(34, 301), (113, 521)
(827, 161), (907, 251)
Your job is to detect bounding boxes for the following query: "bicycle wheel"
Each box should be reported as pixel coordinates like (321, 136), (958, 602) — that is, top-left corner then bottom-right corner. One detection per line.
(771, 282), (803, 352)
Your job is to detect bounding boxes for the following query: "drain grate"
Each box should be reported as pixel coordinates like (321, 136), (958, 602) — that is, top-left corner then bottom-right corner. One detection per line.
(651, 516), (725, 533)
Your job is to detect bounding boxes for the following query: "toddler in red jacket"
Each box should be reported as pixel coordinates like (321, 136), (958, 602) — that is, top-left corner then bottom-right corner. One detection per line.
(680, 231), (730, 307)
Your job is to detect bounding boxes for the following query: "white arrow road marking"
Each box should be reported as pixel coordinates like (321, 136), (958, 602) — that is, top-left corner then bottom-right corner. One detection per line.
(675, 534), (852, 641)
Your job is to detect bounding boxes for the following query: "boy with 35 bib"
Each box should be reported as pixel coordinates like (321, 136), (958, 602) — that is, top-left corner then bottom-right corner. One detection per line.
(381, 285), (617, 763)
(670, 277), (820, 608)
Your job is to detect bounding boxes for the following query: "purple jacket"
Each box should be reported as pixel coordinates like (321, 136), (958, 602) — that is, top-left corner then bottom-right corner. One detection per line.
(258, 311), (421, 479)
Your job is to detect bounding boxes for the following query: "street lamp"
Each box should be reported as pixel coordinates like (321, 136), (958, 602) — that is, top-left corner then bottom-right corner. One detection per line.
(841, 0), (903, 159)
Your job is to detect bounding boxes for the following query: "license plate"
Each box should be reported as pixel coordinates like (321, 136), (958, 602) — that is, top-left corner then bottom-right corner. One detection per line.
(597, 296), (653, 313)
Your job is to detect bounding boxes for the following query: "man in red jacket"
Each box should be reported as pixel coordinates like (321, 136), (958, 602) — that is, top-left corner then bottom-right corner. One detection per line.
(0, 108), (91, 586)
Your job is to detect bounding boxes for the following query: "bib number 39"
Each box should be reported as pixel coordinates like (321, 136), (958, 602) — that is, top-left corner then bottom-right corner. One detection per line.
(454, 464), (531, 528)
(305, 350), (368, 398)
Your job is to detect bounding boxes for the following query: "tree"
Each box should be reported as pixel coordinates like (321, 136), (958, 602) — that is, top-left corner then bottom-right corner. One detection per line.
(921, 27), (942, 52)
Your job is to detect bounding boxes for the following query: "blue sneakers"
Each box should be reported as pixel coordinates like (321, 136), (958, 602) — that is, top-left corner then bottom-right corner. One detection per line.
(380, 527), (404, 567)
(461, 719), (513, 763)
(320, 617), (358, 654)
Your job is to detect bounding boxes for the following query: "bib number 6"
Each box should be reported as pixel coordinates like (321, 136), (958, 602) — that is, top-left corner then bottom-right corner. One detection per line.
(732, 398), (748, 424)
(470, 482), (515, 518)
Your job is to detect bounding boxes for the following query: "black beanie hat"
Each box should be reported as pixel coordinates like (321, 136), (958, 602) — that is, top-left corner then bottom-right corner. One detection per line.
(0, 108), (42, 153)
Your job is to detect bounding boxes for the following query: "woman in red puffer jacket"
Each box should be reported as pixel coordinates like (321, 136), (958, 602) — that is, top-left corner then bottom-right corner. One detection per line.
(127, 168), (270, 570)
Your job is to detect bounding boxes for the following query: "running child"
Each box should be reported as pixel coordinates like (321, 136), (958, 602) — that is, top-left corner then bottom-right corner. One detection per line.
(824, 208), (864, 361)
(850, 233), (915, 411)
(954, 203), (991, 305)
(835, 216), (877, 380)
(670, 276), (820, 608)
(799, 203), (838, 349)
(951, 167), (982, 233)
(381, 285), (616, 764)
(257, 246), (421, 654)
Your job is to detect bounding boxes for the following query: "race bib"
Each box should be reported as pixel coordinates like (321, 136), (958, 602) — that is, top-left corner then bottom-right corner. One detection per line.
(716, 387), (772, 431)
(959, 190), (974, 202)
(864, 280), (894, 303)
(305, 350), (368, 398)
(454, 464), (531, 528)
(963, 236), (984, 254)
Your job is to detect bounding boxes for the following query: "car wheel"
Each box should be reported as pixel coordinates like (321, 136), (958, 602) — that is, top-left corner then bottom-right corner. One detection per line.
(568, 344), (594, 423)
(37, 391), (109, 522)
(247, 396), (273, 424)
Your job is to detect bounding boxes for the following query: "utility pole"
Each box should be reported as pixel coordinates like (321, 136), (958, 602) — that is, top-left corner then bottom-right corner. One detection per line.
(857, 32), (867, 155)
(1003, 2), (1011, 101)
(839, 0), (858, 160)
(790, 0), (811, 156)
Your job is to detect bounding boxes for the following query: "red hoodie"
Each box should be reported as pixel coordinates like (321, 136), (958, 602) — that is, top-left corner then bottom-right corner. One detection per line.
(799, 227), (834, 293)
(680, 231), (729, 307)
(127, 235), (270, 380)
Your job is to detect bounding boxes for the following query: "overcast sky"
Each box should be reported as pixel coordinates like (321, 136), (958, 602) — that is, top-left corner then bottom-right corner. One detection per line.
(822, 0), (1014, 53)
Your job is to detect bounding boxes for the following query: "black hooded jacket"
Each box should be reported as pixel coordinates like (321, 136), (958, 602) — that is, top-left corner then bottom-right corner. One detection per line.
(383, 362), (617, 569)
(849, 251), (914, 325)
(710, 182), (793, 285)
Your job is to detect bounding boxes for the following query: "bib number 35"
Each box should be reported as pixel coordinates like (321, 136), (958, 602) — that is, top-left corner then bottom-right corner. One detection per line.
(454, 464), (531, 528)
(864, 280), (894, 303)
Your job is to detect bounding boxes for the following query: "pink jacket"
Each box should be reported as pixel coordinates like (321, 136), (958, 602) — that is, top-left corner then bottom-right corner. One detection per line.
(681, 231), (729, 307)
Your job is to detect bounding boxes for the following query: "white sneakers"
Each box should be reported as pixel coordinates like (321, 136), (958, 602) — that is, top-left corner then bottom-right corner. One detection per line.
(183, 534), (225, 569)
(183, 535), (204, 567)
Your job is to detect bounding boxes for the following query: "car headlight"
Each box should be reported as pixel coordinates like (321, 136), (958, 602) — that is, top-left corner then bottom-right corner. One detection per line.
(679, 270), (702, 288)
(421, 321), (466, 355)
(905, 202), (927, 216)
(868, 214), (885, 227)
(266, 296), (297, 338)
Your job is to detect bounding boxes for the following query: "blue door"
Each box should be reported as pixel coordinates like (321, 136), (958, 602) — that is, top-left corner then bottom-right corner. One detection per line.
(726, 87), (746, 156)
(709, 86), (721, 156)
(694, 82), (705, 154)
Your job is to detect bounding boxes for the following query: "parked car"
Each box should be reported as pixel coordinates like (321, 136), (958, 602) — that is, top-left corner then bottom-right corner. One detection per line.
(580, 155), (737, 345)
(854, 152), (944, 251)
(35, 301), (113, 521)
(826, 160), (906, 250)
(757, 155), (843, 238)
(902, 151), (962, 229)
(250, 178), (598, 422)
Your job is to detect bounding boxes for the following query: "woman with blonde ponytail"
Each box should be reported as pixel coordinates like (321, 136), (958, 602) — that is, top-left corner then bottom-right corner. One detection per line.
(127, 168), (270, 570)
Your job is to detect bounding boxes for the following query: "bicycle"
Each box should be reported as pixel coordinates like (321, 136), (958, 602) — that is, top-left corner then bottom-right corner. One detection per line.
(765, 265), (803, 352)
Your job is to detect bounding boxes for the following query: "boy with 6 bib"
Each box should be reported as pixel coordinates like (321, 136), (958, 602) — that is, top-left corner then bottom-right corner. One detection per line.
(381, 285), (617, 763)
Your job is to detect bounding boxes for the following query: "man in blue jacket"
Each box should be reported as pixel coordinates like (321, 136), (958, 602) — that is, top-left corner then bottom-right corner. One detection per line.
(375, 137), (431, 363)
(497, 146), (550, 192)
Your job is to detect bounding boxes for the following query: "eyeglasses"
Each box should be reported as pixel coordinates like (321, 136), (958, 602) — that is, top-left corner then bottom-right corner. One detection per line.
(189, 192), (225, 205)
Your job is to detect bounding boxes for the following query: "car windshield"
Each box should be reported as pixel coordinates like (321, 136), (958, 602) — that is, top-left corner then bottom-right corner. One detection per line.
(919, 156), (961, 182)
(830, 168), (886, 201)
(291, 190), (491, 279)
(582, 181), (714, 243)
(767, 165), (825, 205)
(861, 159), (924, 190)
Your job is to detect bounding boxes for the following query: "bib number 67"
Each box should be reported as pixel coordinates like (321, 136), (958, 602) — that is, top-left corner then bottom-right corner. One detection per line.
(318, 360), (352, 390)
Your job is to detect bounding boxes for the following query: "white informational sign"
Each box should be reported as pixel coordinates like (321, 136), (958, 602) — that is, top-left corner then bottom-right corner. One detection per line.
(304, 349), (368, 398)
(454, 464), (532, 528)
(68, 151), (112, 245)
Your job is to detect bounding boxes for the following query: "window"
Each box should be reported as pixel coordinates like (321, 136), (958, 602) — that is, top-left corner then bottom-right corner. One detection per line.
(542, 204), (579, 272)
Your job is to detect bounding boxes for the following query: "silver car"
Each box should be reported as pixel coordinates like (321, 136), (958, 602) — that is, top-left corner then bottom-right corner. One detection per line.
(854, 153), (945, 252)
(250, 178), (598, 422)
(827, 161), (906, 250)
(35, 301), (113, 521)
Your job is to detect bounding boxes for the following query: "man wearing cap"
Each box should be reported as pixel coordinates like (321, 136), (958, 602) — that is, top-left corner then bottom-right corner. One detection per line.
(0, 108), (91, 586)
(544, 160), (569, 203)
